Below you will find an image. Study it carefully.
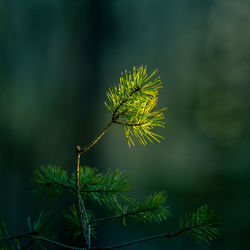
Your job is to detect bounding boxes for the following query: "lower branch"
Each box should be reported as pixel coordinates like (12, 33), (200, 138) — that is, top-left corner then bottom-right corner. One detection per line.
(1, 233), (83, 250)
(92, 222), (215, 249)
(91, 228), (190, 249)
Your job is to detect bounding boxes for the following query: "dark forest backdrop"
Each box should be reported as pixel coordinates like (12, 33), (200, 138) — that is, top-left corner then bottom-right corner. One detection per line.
(0, 0), (250, 249)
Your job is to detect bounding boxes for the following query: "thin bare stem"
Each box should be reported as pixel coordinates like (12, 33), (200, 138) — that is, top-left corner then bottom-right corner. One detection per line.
(77, 121), (113, 155)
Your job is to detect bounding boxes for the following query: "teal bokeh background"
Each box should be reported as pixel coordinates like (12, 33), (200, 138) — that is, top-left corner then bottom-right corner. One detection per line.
(0, 0), (250, 249)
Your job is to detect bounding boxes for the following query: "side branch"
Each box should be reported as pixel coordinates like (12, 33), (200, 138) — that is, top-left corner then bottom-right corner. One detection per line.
(93, 206), (161, 224)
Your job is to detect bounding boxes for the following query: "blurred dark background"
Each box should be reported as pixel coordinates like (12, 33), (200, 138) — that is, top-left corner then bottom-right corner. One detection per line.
(0, 0), (250, 249)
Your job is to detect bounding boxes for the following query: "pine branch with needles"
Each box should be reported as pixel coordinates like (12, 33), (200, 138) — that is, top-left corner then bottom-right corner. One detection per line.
(1, 66), (220, 249)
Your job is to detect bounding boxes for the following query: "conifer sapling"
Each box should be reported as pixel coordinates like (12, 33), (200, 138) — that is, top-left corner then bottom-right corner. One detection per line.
(0, 66), (221, 249)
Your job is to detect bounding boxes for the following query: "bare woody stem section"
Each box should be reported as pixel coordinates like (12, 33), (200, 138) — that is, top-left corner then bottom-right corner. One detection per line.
(77, 121), (113, 155)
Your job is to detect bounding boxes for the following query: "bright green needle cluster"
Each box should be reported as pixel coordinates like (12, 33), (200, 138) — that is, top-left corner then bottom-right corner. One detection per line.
(180, 205), (220, 244)
(105, 66), (166, 147)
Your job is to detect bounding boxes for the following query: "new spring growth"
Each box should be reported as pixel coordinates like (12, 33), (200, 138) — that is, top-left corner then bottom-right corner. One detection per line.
(105, 66), (166, 147)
